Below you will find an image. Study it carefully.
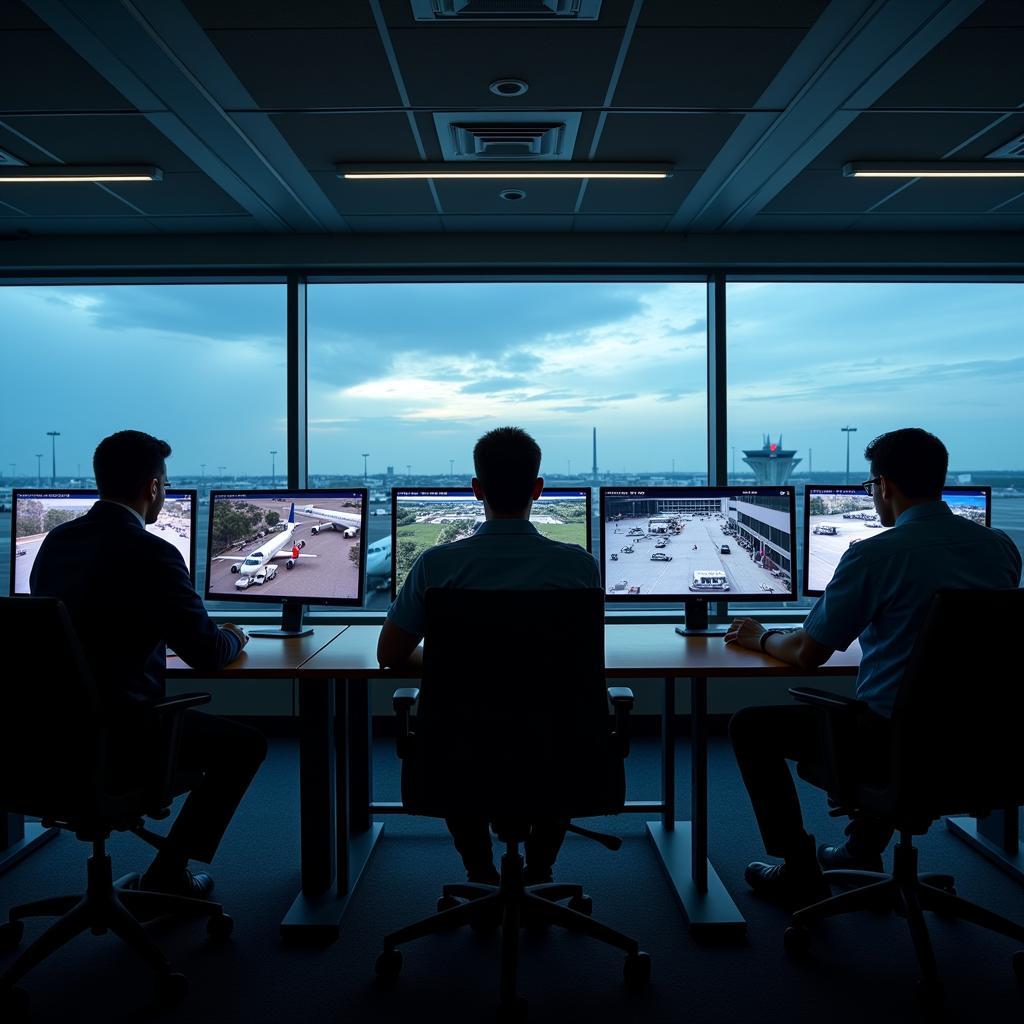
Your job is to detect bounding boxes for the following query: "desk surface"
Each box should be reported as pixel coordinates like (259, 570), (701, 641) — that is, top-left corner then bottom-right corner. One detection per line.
(166, 626), (346, 678)
(300, 623), (861, 678)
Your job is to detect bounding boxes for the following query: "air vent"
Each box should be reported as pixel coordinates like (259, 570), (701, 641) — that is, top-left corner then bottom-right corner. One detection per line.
(434, 111), (582, 161)
(411, 0), (602, 21)
(987, 134), (1024, 160)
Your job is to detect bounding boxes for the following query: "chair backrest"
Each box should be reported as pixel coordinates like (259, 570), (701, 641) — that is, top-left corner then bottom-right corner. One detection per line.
(0, 597), (106, 818)
(403, 587), (621, 821)
(886, 588), (1024, 819)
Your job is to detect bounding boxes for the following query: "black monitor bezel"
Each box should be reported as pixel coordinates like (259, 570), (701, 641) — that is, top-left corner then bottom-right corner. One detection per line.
(599, 485), (798, 605)
(10, 487), (198, 594)
(204, 488), (369, 607)
(389, 485), (594, 600)
(802, 484), (992, 597)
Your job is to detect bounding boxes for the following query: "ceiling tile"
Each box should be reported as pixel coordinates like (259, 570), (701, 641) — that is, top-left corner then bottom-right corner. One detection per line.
(149, 216), (263, 233)
(580, 172), (697, 214)
(639, 1), (827, 28)
(0, 216), (153, 236)
(271, 112), (422, 170)
(749, 213), (858, 231)
(185, 1), (376, 29)
(441, 215), (575, 232)
(850, 212), (1024, 231)
(594, 113), (742, 167)
(874, 178), (1024, 214)
(434, 179), (578, 215)
(573, 213), (671, 231)
(345, 214), (444, 233)
(104, 173), (247, 217)
(762, 169), (903, 213)
(0, 183), (143, 217)
(311, 172), (438, 216)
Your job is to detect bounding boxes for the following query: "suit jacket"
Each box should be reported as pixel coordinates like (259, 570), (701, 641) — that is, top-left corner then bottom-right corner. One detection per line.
(30, 500), (237, 713)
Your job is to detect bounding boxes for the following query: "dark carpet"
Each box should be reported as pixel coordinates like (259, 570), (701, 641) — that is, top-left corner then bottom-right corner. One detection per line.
(2, 735), (1022, 1023)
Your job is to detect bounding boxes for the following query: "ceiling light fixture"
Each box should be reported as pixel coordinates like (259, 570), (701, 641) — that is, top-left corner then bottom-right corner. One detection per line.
(489, 78), (529, 97)
(339, 163), (672, 181)
(0, 165), (163, 183)
(844, 161), (1024, 178)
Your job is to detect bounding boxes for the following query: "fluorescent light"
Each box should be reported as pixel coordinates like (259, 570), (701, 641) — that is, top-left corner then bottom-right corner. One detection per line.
(0, 165), (163, 183)
(338, 162), (671, 181)
(844, 161), (1024, 178)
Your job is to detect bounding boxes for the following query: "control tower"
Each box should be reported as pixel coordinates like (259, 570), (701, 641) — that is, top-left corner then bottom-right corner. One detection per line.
(742, 434), (801, 485)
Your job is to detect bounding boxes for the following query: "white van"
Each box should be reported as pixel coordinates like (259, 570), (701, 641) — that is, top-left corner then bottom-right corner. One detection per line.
(689, 569), (729, 592)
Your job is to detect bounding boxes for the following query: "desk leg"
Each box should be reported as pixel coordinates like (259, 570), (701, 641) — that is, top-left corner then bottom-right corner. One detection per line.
(947, 807), (1023, 885)
(661, 675), (675, 829)
(0, 813), (58, 877)
(347, 678), (374, 836)
(647, 675), (746, 938)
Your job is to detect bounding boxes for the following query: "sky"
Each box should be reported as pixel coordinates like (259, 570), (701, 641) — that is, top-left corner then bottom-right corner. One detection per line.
(2, 280), (1021, 481)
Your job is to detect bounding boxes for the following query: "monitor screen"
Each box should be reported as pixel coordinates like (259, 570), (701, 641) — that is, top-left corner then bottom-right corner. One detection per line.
(803, 485), (991, 596)
(11, 488), (197, 595)
(600, 486), (798, 603)
(390, 487), (592, 599)
(204, 489), (368, 606)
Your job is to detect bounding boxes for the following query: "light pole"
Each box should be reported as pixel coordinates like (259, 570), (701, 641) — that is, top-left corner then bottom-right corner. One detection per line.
(270, 450), (278, 488)
(35, 454), (43, 487)
(449, 459), (454, 478)
(406, 464), (411, 478)
(218, 465), (226, 482)
(47, 430), (60, 483)
(567, 459), (572, 477)
(8, 463), (14, 482)
(841, 426), (857, 485)
(360, 453), (369, 482)
(808, 448), (813, 477)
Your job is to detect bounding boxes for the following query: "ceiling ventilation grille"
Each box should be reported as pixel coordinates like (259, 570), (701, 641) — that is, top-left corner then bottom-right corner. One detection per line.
(411, 0), (602, 21)
(987, 134), (1024, 160)
(434, 112), (582, 161)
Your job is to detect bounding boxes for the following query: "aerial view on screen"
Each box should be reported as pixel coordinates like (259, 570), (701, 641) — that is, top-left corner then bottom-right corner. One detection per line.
(393, 489), (589, 594)
(206, 493), (363, 600)
(603, 490), (793, 598)
(805, 487), (989, 594)
(12, 490), (192, 595)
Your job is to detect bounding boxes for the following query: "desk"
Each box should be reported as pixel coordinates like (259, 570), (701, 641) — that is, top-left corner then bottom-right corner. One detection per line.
(305, 624), (861, 939)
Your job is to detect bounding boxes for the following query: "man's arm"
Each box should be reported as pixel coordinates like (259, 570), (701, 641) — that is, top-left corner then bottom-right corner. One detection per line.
(724, 618), (834, 669)
(377, 619), (422, 669)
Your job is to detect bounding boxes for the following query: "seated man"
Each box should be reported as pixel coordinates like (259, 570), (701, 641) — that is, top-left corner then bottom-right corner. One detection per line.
(31, 429), (267, 897)
(378, 426), (601, 884)
(726, 427), (1021, 905)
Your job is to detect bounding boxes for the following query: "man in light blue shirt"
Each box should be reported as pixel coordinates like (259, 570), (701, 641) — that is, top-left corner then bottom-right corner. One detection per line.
(378, 427), (601, 884)
(725, 428), (1021, 906)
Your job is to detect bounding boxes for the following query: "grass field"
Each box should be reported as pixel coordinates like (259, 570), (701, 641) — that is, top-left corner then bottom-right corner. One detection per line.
(534, 523), (588, 546)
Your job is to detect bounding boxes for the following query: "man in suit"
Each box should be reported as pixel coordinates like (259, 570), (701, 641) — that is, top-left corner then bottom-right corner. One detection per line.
(31, 429), (267, 897)
(377, 426), (601, 885)
(725, 428), (1021, 906)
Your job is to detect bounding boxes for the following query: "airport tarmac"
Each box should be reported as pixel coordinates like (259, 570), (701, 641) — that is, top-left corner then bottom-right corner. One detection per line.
(604, 515), (788, 597)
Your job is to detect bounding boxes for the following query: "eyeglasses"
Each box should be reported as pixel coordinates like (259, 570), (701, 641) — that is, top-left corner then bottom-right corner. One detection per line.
(861, 477), (881, 497)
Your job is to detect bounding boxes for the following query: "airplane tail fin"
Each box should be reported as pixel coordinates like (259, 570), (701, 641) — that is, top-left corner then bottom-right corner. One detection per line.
(288, 502), (295, 523)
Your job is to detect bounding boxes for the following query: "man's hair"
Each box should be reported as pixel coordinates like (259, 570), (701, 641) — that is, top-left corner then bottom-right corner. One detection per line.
(93, 430), (171, 501)
(863, 428), (948, 500)
(473, 426), (542, 515)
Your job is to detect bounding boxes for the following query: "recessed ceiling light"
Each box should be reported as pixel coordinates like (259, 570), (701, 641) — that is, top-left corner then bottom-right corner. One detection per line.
(844, 161), (1024, 178)
(338, 162), (672, 181)
(0, 165), (163, 183)
(489, 78), (529, 97)
(499, 188), (527, 201)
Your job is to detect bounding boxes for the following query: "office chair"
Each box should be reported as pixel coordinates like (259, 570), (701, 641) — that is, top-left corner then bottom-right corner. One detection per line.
(0, 598), (232, 1021)
(374, 588), (649, 1022)
(783, 588), (1024, 1010)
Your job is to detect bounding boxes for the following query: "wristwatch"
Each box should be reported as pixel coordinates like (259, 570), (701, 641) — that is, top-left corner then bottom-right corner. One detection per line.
(759, 628), (785, 652)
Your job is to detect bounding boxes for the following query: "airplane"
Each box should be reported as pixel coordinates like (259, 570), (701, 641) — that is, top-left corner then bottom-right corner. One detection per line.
(295, 504), (362, 538)
(213, 502), (316, 575)
(365, 535), (392, 589)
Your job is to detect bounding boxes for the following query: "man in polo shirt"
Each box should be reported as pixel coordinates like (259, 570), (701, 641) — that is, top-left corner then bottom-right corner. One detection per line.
(725, 427), (1021, 906)
(377, 426), (601, 884)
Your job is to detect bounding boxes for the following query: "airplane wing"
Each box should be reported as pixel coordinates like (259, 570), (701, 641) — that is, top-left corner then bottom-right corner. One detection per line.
(269, 551), (318, 559)
(212, 555), (246, 562)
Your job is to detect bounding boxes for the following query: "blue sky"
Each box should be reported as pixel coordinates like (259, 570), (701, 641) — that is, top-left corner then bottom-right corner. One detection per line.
(2, 281), (1021, 480)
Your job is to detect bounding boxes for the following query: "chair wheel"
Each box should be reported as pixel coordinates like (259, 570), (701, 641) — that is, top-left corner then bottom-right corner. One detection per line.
(207, 912), (234, 941)
(784, 925), (811, 957)
(0, 920), (24, 954)
(0, 986), (30, 1023)
(623, 951), (651, 990)
(375, 948), (402, 980)
(496, 995), (528, 1022)
(156, 971), (188, 1007)
(568, 895), (593, 916)
(1013, 950), (1024, 981)
(437, 895), (459, 913)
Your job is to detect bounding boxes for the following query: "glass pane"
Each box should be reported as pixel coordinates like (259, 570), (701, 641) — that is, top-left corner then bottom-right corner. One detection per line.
(308, 282), (708, 609)
(727, 282), (1024, 611)
(0, 284), (287, 607)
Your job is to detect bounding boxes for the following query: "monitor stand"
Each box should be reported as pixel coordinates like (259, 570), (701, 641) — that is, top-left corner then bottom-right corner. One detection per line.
(248, 600), (314, 639)
(674, 598), (728, 638)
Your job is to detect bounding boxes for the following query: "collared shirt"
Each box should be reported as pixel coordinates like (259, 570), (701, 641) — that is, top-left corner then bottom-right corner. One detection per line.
(387, 518), (601, 638)
(101, 498), (146, 529)
(803, 501), (1021, 717)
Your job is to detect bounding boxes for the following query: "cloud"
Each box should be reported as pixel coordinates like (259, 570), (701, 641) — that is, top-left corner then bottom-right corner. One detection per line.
(459, 376), (528, 394)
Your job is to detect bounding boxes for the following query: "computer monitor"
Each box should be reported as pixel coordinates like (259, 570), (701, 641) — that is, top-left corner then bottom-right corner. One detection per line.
(10, 488), (197, 595)
(803, 484), (992, 597)
(600, 486), (798, 634)
(390, 487), (593, 599)
(204, 488), (368, 637)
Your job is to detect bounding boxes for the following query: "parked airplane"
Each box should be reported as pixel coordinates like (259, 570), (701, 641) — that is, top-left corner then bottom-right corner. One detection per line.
(213, 503), (315, 575)
(366, 536), (392, 589)
(296, 504), (362, 537)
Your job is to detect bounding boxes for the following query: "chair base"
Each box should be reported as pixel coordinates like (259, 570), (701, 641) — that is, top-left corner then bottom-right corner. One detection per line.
(787, 834), (1024, 1002)
(1, 837), (229, 1004)
(377, 841), (649, 1012)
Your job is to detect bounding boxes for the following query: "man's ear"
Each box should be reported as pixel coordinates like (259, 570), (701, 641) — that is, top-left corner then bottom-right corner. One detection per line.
(531, 477), (543, 500)
(878, 474), (894, 501)
(471, 477), (484, 500)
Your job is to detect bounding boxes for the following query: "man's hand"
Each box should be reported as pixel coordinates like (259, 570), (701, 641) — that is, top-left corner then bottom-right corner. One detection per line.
(222, 622), (249, 650)
(724, 617), (766, 652)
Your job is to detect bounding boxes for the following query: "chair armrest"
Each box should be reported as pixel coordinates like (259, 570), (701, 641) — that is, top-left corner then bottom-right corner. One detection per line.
(789, 687), (868, 714)
(607, 686), (634, 757)
(149, 692), (212, 715)
(393, 687), (420, 758)
(143, 692), (212, 811)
